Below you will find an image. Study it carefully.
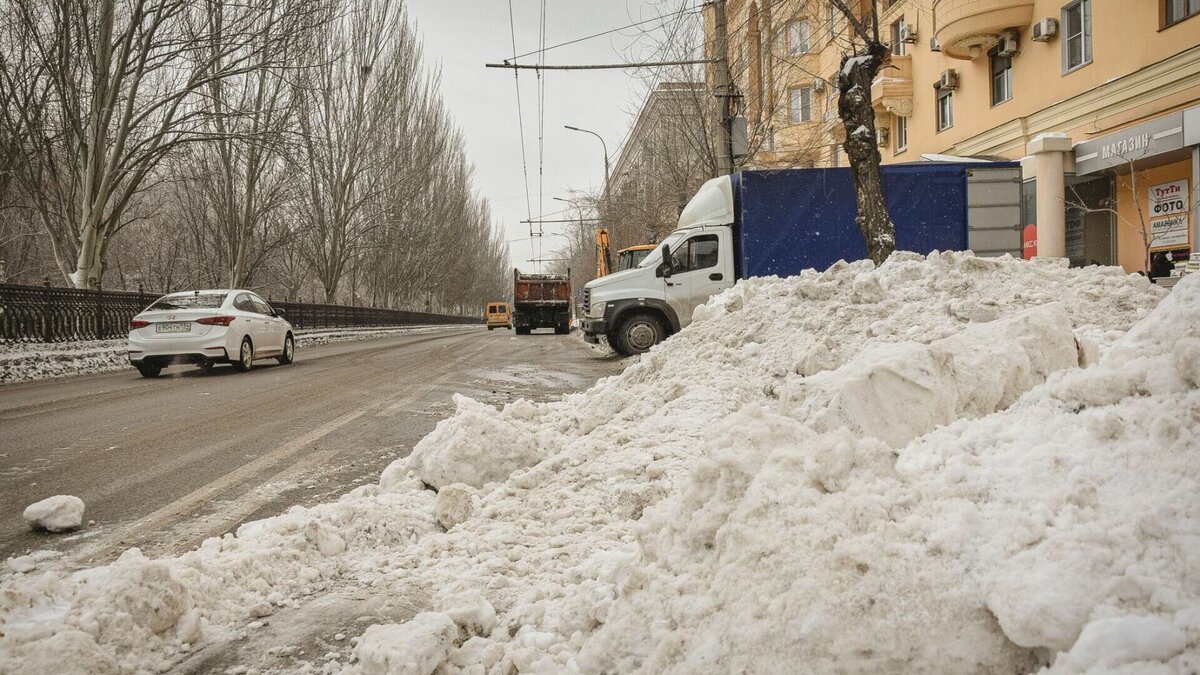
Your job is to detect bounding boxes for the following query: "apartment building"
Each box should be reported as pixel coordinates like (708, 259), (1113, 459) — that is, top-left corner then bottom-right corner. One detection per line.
(719, 0), (1200, 273)
(605, 82), (714, 246)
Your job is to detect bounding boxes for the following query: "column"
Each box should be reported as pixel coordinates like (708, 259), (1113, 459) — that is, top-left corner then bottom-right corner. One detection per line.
(1026, 132), (1073, 259)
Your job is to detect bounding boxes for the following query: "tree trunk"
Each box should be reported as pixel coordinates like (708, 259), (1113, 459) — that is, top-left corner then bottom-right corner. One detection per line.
(837, 42), (895, 266)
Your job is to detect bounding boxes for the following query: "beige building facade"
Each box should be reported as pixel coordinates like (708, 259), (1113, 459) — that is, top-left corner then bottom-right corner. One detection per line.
(718, 0), (1200, 273)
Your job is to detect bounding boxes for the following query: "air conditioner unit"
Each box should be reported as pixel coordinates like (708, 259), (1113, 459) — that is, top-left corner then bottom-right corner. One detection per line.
(929, 36), (942, 52)
(937, 69), (959, 90)
(1031, 17), (1058, 42)
(899, 22), (918, 44)
(876, 127), (890, 146)
(997, 31), (1020, 56)
(812, 78), (826, 93)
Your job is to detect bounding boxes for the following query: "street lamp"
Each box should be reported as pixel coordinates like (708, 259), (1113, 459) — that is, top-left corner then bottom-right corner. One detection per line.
(564, 125), (609, 186)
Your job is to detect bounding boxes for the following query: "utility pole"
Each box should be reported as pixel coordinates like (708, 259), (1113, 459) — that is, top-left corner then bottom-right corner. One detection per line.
(711, 0), (736, 176)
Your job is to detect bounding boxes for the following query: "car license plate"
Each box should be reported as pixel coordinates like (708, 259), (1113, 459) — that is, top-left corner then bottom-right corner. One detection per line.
(156, 321), (191, 333)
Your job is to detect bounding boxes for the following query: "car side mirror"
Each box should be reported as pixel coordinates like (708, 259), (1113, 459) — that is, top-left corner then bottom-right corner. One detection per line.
(274, 308), (285, 317)
(657, 256), (673, 278)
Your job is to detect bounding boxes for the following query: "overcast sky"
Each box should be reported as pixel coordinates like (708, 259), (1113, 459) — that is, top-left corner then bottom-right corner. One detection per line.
(403, 1), (691, 274)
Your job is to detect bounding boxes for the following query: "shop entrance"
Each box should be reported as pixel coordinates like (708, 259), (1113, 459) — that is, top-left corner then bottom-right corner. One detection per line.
(1064, 175), (1116, 267)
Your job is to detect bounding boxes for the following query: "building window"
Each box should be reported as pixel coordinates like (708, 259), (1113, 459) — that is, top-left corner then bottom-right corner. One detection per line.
(829, 3), (842, 39)
(787, 19), (811, 55)
(789, 86), (812, 123)
(1164, 0), (1200, 26)
(1062, 0), (1092, 73)
(989, 45), (1012, 105)
(894, 116), (908, 152)
(936, 87), (953, 131)
(890, 19), (907, 56)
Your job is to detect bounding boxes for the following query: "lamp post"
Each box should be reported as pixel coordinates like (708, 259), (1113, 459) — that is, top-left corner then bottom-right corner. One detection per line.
(564, 125), (609, 186)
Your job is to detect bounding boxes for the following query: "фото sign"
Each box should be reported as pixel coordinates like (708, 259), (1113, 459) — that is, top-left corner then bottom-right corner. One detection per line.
(1148, 179), (1191, 251)
(1149, 179), (1188, 217)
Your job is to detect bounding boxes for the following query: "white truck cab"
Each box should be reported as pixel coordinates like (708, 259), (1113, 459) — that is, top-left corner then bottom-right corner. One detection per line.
(581, 176), (737, 355)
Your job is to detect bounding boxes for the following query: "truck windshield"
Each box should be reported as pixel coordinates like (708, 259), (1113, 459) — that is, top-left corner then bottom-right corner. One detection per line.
(638, 231), (686, 269)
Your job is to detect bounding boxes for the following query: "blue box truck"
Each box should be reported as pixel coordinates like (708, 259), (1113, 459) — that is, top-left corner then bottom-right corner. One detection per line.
(580, 162), (1022, 355)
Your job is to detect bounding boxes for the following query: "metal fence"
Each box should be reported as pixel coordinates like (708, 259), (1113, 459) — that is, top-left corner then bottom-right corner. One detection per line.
(0, 282), (479, 343)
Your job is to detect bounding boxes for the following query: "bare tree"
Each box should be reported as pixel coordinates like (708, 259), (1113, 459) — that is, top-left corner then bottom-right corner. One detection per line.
(830, 0), (894, 265)
(0, 0), (296, 288)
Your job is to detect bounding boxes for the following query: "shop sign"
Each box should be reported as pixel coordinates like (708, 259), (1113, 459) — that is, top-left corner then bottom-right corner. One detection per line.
(1148, 179), (1188, 218)
(1150, 214), (1189, 250)
(1022, 224), (1037, 259)
(1073, 112), (1184, 175)
(1185, 105), (1200, 146)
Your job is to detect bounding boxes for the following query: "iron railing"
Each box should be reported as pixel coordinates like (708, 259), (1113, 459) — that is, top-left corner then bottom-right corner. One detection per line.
(0, 282), (479, 343)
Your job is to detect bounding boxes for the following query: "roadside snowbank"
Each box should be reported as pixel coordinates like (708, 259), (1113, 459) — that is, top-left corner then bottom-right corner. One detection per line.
(0, 325), (476, 384)
(2, 253), (1189, 675)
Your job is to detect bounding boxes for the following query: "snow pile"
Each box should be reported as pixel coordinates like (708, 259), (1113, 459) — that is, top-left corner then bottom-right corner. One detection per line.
(0, 325), (475, 384)
(574, 276), (1200, 673)
(22, 496), (86, 533)
(355, 253), (1184, 674)
(1, 253), (1184, 674)
(0, 482), (437, 673)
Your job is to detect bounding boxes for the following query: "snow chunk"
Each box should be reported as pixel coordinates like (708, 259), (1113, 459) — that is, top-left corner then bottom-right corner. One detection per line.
(434, 483), (477, 530)
(23, 495), (85, 532)
(1054, 615), (1188, 671)
(405, 394), (544, 488)
(354, 613), (459, 675)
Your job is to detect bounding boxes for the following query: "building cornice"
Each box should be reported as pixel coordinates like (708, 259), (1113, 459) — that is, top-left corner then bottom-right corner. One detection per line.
(952, 45), (1200, 156)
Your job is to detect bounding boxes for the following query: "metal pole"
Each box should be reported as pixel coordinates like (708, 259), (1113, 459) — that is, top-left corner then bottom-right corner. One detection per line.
(564, 125), (609, 185)
(712, 0), (735, 176)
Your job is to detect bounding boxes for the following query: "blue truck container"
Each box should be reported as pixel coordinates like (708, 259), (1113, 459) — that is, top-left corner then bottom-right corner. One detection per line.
(731, 162), (1022, 278)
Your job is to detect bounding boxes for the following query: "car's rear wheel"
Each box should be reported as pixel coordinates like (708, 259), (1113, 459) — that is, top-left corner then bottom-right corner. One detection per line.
(137, 364), (162, 379)
(277, 333), (295, 365)
(233, 337), (253, 372)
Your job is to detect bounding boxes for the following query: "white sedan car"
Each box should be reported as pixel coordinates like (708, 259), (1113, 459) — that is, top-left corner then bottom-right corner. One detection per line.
(128, 289), (295, 378)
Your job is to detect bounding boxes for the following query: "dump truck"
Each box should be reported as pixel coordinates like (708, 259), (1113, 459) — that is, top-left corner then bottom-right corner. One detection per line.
(513, 269), (572, 335)
(582, 162), (1022, 355)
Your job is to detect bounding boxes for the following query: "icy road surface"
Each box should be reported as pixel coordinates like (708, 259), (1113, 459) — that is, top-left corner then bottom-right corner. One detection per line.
(0, 327), (623, 564)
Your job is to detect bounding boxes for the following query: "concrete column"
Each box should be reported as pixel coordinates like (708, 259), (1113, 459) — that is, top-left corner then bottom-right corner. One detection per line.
(1192, 145), (1199, 256)
(1027, 133), (1074, 259)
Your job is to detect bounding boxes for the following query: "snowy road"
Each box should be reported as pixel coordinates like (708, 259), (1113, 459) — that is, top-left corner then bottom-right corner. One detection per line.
(0, 327), (623, 565)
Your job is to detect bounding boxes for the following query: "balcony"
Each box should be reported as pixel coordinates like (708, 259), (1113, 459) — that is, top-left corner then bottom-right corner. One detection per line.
(871, 55), (913, 117)
(933, 0), (1034, 60)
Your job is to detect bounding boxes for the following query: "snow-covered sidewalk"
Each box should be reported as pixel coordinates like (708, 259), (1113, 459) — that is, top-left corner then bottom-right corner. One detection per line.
(0, 325), (479, 385)
(2, 253), (1197, 674)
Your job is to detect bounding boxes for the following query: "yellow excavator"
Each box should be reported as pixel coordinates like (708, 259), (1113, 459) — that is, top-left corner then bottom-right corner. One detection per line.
(596, 228), (655, 277)
(596, 228), (613, 278)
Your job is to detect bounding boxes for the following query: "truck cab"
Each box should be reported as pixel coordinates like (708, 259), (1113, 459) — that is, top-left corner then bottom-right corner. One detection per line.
(581, 177), (737, 355)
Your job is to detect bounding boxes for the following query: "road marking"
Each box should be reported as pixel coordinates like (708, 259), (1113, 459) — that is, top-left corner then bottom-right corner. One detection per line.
(61, 333), (491, 565)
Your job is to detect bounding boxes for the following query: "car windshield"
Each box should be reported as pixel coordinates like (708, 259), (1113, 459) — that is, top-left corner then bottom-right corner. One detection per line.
(637, 231), (686, 269)
(149, 293), (227, 310)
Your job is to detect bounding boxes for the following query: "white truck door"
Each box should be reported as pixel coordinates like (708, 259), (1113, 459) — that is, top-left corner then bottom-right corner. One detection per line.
(664, 231), (727, 328)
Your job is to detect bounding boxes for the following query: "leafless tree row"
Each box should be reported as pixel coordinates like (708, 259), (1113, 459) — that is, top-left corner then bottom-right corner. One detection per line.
(0, 0), (508, 313)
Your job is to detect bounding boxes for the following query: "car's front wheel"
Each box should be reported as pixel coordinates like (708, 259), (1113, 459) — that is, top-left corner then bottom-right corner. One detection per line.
(616, 312), (664, 356)
(137, 364), (162, 379)
(277, 333), (295, 365)
(233, 337), (254, 372)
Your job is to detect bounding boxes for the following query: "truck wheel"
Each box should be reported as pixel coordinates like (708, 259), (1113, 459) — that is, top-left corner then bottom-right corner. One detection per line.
(516, 326), (530, 336)
(488, 326), (494, 331)
(616, 313), (664, 355)
(605, 331), (628, 356)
